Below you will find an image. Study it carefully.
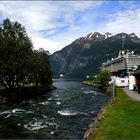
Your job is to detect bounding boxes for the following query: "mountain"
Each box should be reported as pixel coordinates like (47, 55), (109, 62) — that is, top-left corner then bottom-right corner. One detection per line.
(50, 32), (140, 78)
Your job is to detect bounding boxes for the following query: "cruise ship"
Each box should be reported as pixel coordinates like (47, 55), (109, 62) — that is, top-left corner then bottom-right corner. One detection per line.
(101, 50), (140, 88)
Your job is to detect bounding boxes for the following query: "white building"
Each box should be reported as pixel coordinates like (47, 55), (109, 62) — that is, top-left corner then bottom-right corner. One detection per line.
(59, 74), (64, 79)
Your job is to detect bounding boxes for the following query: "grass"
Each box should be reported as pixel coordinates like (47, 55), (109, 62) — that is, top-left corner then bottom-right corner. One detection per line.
(92, 88), (140, 140)
(82, 80), (95, 86)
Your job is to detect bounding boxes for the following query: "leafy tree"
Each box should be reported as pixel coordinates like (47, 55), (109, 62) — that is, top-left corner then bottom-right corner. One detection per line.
(0, 18), (53, 94)
(95, 70), (111, 91)
(31, 49), (53, 88)
(0, 18), (33, 90)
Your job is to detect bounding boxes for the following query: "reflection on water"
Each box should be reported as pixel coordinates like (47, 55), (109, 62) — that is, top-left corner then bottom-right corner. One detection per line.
(0, 79), (110, 139)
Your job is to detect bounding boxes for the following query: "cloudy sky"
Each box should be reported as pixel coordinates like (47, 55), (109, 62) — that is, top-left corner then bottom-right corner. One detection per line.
(0, 1), (140, 54)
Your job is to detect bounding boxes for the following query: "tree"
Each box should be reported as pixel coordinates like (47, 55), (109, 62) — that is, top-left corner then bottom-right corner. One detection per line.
(30, 49), (53, 89)
(95, 70), (111, 91)
(0, 18), (53, 94)
(0, 18), (33, 90)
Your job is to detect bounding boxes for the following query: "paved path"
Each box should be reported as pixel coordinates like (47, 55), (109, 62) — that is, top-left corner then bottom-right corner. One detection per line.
(123, 87), (140, 101)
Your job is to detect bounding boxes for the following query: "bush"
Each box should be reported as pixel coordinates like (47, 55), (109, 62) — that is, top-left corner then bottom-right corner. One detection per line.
(95, 70), (111, 91)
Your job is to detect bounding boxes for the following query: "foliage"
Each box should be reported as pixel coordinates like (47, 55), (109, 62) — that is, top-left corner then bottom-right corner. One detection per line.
(0, 18), (52, 91)
(137, 65), (140, 70)
(92, 88), (140, 140)
(31, 49), (53, 88)
(0, 18), (33, 89)
(95, 70), (111, 91)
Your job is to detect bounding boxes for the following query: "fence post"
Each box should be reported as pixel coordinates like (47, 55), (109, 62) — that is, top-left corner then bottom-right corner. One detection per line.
(112, 80), (116, 98)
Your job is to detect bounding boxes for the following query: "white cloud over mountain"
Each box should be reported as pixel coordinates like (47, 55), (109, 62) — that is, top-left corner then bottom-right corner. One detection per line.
(100, 9), (140, 36)
(0, 1), (140, 53)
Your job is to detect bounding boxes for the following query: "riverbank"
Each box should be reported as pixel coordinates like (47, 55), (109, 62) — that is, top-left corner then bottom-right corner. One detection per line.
(0, 85), (56, 105)
(83, 80), (112, 96)
(85, 87), (140, 140)
(82, 80), (95, 86)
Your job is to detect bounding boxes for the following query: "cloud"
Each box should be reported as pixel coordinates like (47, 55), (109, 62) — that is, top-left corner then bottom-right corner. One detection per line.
(0, 1), (104, 54)
(0, 1), (59, 33)
(118, 1), (140, 9)
(1, 1), (140, 54)
(98, 8), (140, 37)
(32, 36), (61, 54)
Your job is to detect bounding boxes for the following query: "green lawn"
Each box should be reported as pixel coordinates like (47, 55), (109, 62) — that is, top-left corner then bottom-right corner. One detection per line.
(92, 88), (140, 140)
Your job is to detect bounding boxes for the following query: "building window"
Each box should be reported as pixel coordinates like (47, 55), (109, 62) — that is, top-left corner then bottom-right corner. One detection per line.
(121, 80), (125, 83)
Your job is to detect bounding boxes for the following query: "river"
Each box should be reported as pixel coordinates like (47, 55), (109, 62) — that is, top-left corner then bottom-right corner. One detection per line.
(0, 79), (110, 139)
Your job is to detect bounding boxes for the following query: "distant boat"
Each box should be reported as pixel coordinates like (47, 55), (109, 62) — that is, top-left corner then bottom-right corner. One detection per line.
(59, 74), (64, 79)
(86, 75), (90, 79)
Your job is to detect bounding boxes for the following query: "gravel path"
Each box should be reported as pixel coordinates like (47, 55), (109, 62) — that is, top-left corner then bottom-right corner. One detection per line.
(123, 87), (140, 101)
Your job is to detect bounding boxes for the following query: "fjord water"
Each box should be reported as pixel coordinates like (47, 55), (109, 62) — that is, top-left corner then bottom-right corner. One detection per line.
(0, 79), (109, 139)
